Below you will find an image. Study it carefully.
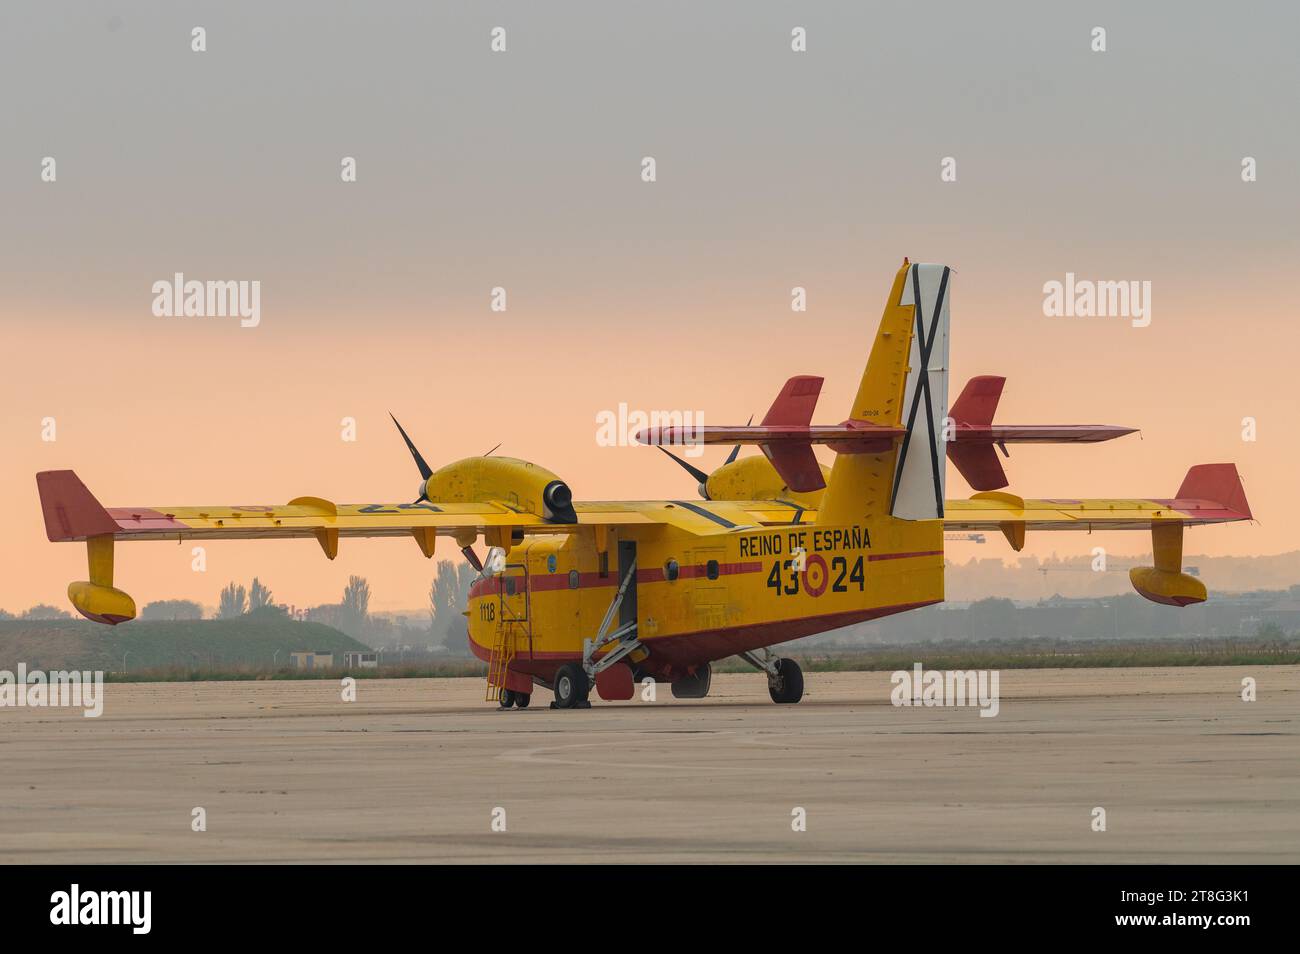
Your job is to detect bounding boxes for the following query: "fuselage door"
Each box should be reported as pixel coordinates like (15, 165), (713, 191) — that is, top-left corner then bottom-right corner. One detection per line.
(691, 546), (727, 630)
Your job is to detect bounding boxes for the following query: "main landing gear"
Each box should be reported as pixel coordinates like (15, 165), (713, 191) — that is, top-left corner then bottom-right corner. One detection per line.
(738, 648), (805, 704)
(550, 662), (592, 709)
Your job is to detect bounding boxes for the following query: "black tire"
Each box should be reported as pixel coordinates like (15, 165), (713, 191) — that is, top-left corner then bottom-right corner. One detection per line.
(553, 663), (589, 709)
(515, 691), (531, 709)
(768, 658), (804, 704)
(671, 662), (712, 699)
(498, 688), (515, 709)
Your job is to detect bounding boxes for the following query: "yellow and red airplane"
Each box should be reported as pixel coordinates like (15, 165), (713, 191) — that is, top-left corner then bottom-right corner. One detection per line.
(36, 261), (1252, 709)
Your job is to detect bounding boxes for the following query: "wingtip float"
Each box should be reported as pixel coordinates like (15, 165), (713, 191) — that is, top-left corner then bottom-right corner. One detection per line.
(36, 260), (1253, 709)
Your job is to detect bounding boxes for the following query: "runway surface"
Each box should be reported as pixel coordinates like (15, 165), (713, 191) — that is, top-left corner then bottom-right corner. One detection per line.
(1, 666), (1297, 863)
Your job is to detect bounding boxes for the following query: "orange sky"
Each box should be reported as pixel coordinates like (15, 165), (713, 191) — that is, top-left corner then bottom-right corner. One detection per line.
(3, 259), (1287, 613)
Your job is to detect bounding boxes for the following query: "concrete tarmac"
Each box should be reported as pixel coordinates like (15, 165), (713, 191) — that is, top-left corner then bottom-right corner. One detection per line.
(1, 666), (1296, 863)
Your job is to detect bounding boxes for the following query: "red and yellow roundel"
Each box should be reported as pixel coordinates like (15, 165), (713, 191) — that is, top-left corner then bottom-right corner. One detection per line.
(802, 554), (828, 597)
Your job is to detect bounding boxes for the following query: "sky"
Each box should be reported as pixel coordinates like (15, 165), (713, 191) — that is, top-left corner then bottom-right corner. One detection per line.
(2, 1), (1297, 612)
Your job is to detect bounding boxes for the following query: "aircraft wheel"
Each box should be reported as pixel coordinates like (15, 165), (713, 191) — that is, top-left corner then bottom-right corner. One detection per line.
(671, 662), (712, 699)
(553, 663), (589, 709)
(515, 691), (531, 709)
(768, 658), (804, 705)
(498, 688), (516, 709)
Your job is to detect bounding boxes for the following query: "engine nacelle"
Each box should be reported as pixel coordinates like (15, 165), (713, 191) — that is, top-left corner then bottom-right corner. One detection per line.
(704, 455), (828, 507)
(423, 456), (576, 523)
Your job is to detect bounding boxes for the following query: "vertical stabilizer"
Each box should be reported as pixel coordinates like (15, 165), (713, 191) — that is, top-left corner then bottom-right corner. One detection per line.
(818, 261), (953, 524)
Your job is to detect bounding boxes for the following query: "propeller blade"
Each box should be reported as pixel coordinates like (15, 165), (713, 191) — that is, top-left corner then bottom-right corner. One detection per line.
(461, 546), (483, 572)
(657, 446), (709, 485)
(724, 414), (753, 466)
(389, 413), (433, 480)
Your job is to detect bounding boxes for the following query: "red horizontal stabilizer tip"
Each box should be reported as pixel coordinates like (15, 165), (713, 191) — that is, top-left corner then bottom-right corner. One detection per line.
(1173, 463), (1252, 519)
(950, 375), (1004, 426)
(947, 443), (1008, 491)
(761, 442), (825, 492)
(36, 470), (120, 542)
(761, 375), (823, 427)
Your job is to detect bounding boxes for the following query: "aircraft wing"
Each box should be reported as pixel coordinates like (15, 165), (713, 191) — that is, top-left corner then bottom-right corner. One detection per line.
(942, 494), (1246, 531)
(737, 463), (1252, 532)
(36, 471), (746, 546)
(944, 463), (1252, 531)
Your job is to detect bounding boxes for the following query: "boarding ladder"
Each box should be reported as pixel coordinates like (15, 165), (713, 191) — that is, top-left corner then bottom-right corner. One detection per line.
(484, 563), (532, 702)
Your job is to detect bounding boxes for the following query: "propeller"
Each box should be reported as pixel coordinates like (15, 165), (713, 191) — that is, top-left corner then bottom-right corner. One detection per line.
(656, 415), (751, 500)
(390, 413), (433, 502)
(657, 446), (711, 497)
(724, 415), (753, 465)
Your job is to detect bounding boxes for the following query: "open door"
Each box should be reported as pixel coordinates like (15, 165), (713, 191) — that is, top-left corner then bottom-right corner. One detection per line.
(617, 540), (638, 633)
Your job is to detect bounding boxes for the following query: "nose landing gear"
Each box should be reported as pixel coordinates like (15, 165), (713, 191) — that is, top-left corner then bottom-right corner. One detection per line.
(497, 688), (532, 708)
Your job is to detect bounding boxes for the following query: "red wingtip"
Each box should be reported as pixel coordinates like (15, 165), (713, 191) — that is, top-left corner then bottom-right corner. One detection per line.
(1175, 463), (1252, 519)
(35, 470), (119, 542)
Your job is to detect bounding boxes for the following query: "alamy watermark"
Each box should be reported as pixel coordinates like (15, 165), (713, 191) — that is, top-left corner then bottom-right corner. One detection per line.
(597, 404), (706, 458)
(1042, 272), (1151, 328)
(152, 272), (261, 328)
(0, 664), (104, 717)
(50, 884), (150, 934)
(890, 662), (999, 718)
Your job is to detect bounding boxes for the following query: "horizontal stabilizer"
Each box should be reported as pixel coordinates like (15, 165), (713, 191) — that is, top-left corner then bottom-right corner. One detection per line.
(636, 422), (904, 450)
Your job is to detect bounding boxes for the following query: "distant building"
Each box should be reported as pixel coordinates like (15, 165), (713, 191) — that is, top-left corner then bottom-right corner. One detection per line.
(343, 651), (378, 669)
(289, 651), (334, 671)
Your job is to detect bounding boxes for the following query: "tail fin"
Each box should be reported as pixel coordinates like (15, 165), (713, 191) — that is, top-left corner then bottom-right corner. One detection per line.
(949, 375), (1004, 426)
(761, 375), (823, 426)
(947, 375), (1007, 491)
(947, 443), (1007, 492)
(757, 375), (824, 492)
(819, 261), (952, 524)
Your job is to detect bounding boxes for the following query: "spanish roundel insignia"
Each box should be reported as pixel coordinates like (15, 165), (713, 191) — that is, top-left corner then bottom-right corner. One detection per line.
(802, 554), (828, 597)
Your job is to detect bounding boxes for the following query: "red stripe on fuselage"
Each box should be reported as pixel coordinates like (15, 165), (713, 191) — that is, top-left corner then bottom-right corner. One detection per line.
(467, 598), (942, 682)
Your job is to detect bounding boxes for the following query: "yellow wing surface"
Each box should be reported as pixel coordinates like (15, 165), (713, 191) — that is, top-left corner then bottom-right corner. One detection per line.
(34, 472), (768, 546)
(38, 462), (1249, 546)
(39, 460), (1249, 625)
